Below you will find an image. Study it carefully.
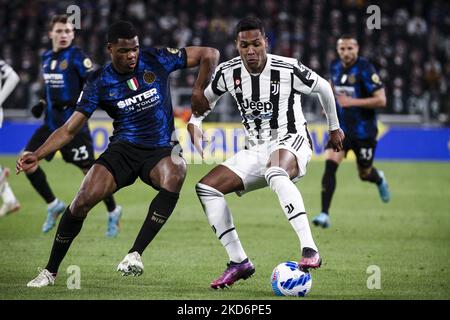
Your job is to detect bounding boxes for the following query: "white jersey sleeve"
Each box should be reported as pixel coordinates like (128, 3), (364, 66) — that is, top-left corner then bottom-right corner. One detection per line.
(0, 59), (20, 127)
(292, 61), (319, 95)
(0, 60), (13, 80)
(312, 76), (340, 131)
(204, 62), (228, 107)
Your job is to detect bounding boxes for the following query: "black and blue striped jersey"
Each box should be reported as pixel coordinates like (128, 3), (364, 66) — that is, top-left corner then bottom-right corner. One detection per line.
(41, 45), (93, 131)
(330, 57), (383, 140)
(76, 47), (187, 148)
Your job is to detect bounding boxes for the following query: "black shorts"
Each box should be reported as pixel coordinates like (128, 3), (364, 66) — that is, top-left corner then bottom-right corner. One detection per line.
(25, 124), (95, 169)
(326, 136), (377, 169)
(95, 140), (182, 191)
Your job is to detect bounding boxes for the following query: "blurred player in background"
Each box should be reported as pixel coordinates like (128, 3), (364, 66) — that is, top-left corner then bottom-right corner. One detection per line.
(21, 15), (122, 236)
(18, 20), (219, 287)
(312, 35), (391, 229)
(0, 59), (20, 217)
(188, 17), (344, 289)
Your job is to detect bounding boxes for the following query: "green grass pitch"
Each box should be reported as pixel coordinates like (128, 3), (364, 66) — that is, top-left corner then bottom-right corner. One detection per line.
(0, 156), (449, 300)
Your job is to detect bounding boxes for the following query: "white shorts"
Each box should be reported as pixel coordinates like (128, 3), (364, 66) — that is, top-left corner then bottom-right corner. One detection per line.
(222, 131), (313, 196)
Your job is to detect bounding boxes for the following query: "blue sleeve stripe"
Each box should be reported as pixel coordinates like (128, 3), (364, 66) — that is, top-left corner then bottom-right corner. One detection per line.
(74, 107), (92, 118)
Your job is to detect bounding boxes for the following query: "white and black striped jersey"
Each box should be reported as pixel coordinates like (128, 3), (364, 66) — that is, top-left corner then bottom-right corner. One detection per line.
(204, 54), (319, 139)
(0, 59), (19, 126)
(0, 60), (14, 87)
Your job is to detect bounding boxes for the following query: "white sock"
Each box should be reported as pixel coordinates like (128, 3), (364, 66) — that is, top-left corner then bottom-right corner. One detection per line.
(196, 183), (248, 263)
(265, 166), (318, 252)
(48, 198), (59, 209)
(1, 182), (17, 204)
(109, 205), (121, 215)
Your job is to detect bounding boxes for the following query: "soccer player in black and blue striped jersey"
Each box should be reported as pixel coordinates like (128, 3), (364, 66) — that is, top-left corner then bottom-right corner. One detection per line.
(18, 20), (219, 287)
(313, 35), (391, 229)
(22, 15), (122, 236)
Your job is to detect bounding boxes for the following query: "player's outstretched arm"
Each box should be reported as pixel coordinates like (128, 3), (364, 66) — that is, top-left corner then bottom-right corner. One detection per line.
(16, 111), (88, 173)
(313, 76), (345, 151)
(187, 121), (205, 158)
(185, 47), (220, 116)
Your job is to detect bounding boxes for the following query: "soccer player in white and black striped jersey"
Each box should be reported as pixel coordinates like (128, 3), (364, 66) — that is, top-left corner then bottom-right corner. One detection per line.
(188, 17), (345, 289)
(0, 59), (20, 217)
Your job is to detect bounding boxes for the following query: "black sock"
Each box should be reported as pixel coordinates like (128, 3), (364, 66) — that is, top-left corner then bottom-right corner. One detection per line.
(26, 166), (56, 204)
(321, 160), (338, 215)
(129, 188), (179, 255)
(230, 258), (248, 265)
(103, 195), (116, 212)
(45, 207), (85, 274)
(363, 167), (382, 185)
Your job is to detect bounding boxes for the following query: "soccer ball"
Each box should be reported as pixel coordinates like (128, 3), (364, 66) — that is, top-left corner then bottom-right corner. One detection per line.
(271, 261), (312, 297)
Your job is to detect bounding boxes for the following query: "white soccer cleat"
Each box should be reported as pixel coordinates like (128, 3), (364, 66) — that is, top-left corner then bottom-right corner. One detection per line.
(117, 251), (144, 276)
(27, 268), (56, 288)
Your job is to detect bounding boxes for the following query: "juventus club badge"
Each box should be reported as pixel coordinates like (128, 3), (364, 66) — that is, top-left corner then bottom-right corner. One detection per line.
(271, 81), (280, 95)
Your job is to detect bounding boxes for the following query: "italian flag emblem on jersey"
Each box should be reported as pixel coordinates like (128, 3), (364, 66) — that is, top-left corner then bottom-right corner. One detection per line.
(127, 77), (139, 91)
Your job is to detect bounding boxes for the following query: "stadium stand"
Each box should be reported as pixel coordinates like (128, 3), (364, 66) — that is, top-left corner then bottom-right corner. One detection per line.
(0, 0), (448, 124)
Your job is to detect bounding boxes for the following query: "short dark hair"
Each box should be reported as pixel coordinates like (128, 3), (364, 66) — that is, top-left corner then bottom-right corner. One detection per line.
(235, 17), (265, 38)
(49, 14), (71, 31)
(108, 21), (138, 43)
(338, 34), (358, 43)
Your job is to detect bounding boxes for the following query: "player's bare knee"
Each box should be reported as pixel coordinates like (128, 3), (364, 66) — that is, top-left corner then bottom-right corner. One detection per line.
(197, 175), (225, 193)
(285, 166), (298, 180)
(198, 175), (213, 187)
(71, 189), (98, 217)
(160, 162), (186, 191)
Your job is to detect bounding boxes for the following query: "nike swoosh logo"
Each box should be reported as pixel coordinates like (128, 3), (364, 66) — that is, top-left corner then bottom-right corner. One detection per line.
(57, 235), (72, 240)
(109, 91), (116, 96)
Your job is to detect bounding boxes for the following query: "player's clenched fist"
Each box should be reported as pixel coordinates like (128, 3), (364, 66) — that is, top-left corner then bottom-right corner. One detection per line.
(191, 88), (210, 117)
(328, 128), (345, 152)
(16, 152), (38, 174)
